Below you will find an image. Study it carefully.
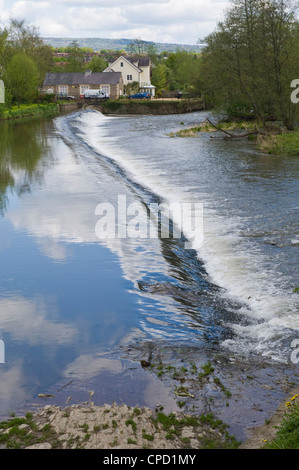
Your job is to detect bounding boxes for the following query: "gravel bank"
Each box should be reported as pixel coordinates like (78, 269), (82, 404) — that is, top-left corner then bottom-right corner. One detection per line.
(0, 402), (236, 449)
(1, 340), (298, 450)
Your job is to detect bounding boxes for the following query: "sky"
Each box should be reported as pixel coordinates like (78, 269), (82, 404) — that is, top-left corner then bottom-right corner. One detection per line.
(0, 0), (229, 45)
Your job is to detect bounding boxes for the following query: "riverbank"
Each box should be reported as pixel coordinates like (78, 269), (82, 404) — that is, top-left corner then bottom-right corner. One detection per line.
(0, 103), (60, 121)
(0, 402), (238, 449)
(0, 340), (298, 449)
(0, 375), (298, 450)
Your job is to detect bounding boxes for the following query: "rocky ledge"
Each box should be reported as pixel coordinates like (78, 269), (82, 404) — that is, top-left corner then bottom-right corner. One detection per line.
(0, 401), (236, 449)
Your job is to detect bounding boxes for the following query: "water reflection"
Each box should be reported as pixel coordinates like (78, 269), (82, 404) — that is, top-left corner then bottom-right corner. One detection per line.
(0, 120), (50, 215)
(0, 113), (230, 416)
(2, 110), (297, 418)
(0, 296), (77, 344)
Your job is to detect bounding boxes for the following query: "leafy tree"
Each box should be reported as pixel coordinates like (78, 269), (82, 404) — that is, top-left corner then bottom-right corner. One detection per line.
(151, 63), (168, 93)
(166, 51), (201, 92)
(128, 39), (158, 61)
(124, 81), (139, 95)
(0, 26), (9, 98)
(4, 18), (52, 84)
(0, 27), (8, 65)
(66, 40), (85, 72)
(87, 55), (108, 72)
(200, 0), (299, 129)
(128, 39), (148, 56)
(151, 50), (201, 94)
(6, 52), (40, 106)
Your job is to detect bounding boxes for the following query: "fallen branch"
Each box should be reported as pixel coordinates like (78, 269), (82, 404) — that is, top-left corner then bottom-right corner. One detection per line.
(206, 118), (259, 139)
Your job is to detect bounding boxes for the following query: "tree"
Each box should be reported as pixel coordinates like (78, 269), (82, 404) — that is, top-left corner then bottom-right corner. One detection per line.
(66, 40), (85, 72)
(199, 0), (299, 129)
(165, 51), (201, 91)
(124, 81), (139, 96)
(128, 39), (148, 56)
(151, 64), (168, 93)
(4, 19), (52, 84)
(6, 53), (40, 106)
(0, 26), (8, 98)
(87, 55), (108, 72)
(128, 39), (158, 60)
(0, 27), (8, 66)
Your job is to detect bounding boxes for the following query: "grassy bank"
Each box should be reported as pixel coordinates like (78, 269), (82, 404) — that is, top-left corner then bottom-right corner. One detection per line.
(0, 99), (204, 121)
(168, 119), (257, 137)
(263, 395), (299, 449)
(170, 117), (299, 156)
(0, 103), (60, 121)
(257, 129), (299, 156)
(0, 404), (239, 449)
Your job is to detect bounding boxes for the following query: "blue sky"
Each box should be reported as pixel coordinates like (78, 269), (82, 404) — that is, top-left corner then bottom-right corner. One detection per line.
(0, 0), (229, 44)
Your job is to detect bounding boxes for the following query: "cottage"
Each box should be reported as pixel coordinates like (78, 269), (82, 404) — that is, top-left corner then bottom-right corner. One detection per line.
(42, 71), (123, 100)
(104, 56), (155, 97)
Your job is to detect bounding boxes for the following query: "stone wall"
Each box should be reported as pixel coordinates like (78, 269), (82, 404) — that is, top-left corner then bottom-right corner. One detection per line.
(94, 98), (205, 115)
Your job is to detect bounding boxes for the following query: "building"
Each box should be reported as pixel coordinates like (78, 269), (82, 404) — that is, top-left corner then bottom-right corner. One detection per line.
(104, 56), (155, 97)
(42, 71), (123, 100)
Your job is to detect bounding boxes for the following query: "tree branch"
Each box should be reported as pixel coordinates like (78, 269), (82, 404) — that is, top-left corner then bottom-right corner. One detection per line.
(206, 118), (259, 138)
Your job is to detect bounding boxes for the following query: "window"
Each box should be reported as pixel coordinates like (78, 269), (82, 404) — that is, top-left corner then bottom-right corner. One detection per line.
(101, 86), (110, 96)
(127, 75), (132, 81)
(58, 85), (68, 94)
(80, 85), (89, 94)
(120, 62), (123, 67)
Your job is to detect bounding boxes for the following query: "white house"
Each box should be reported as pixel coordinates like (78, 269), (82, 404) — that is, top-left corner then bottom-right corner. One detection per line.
(104, 56), (155, 97)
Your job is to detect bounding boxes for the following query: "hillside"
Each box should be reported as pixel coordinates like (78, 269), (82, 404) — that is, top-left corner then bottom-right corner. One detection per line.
(42, 37), (203, 53)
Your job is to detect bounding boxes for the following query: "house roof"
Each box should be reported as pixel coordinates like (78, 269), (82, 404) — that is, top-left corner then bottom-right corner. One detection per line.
(105, 56), (142, 73)
(43, 72), (122, 86)
(105, 55), (150, 73)
(127, 56), (150, 67)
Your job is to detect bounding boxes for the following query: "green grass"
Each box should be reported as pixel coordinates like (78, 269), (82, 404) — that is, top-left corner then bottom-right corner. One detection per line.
(125, 418), (137, 432)
(168, 119), (257, 138)
(171, 117), (299, 156)
(263, 398), (299, 449)
(142, 433), (154, 441)
(198, 361), (214, 378)
(0, 103), (59, 120)
(152, 411), (239, 448)
(0, 413), (60, 449)
(264, 130), (299, 156)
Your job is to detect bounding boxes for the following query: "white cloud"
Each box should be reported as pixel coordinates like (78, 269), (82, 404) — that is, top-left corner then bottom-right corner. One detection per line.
(2, 0), (229, 44)
(0, 296), (77, 344)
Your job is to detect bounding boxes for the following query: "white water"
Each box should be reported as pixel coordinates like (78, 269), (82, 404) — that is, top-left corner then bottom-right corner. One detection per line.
(55, 110), (299, 362)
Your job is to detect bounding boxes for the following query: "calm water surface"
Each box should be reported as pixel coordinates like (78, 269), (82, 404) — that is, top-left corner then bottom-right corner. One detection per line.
(0, 111), (298, 419)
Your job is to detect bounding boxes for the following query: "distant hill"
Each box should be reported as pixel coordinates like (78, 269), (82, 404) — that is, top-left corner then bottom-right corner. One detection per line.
(42, 37), (203, 53)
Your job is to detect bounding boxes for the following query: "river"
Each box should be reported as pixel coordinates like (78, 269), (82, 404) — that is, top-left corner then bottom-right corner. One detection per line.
(0, 110), (298, 440)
